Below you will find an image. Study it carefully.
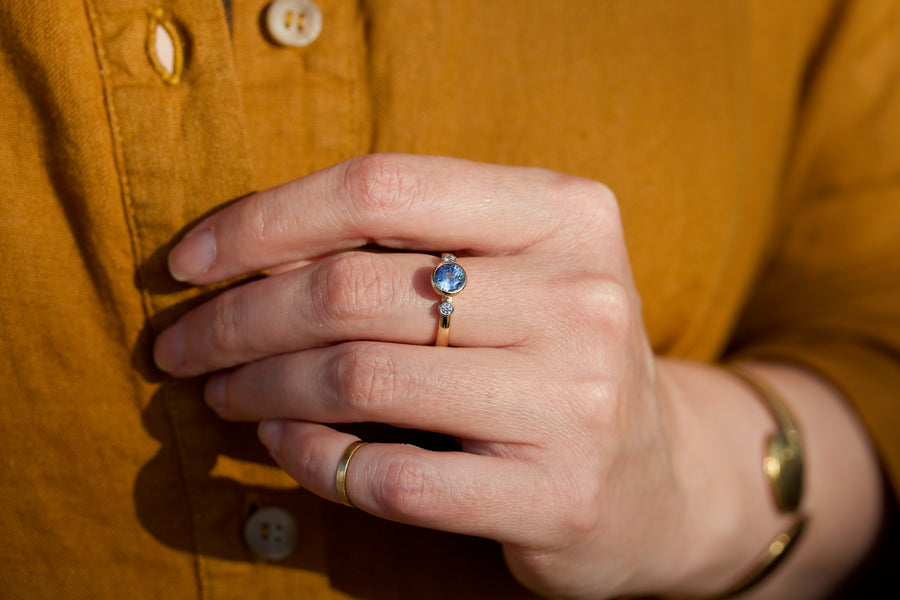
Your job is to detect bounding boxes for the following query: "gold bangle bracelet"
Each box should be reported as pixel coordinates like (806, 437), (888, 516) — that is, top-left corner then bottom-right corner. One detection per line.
(697, 516), (808, 600)
(670, 365), (808, 600)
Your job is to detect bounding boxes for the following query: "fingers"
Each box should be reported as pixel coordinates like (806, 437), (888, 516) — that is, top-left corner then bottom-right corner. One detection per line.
(259, 420), (538, 544)
(205, 342), (549, 441)
(154, 251), (552, 376)
(167, 154), (618, 285)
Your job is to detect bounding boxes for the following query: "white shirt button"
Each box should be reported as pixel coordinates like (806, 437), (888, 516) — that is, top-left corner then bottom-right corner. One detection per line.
(243, 506), (298, 561)
(265, 0), (323, 48)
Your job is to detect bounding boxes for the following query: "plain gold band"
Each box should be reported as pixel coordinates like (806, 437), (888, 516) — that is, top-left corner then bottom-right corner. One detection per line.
(335, 440), (367, 507)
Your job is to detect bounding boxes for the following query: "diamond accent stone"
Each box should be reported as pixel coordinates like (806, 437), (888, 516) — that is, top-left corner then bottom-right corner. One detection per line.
(438, 301), (454, 316)
(432, 262), (467, 295)
(442, 254), (457, 263)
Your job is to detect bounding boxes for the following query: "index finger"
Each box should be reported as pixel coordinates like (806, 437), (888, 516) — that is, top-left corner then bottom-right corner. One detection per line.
(167, 154), (613, 284)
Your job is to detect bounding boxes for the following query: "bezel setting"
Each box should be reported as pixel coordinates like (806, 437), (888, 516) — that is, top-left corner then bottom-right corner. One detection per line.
(438, 300), (455, 316)
(431, 255), (467, 296)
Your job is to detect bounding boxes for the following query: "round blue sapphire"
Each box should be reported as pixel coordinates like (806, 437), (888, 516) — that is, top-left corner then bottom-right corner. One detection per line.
(432, 262), (467, 295)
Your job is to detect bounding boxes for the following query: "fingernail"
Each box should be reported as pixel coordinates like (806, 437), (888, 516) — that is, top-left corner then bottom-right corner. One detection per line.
(153, 320), (186, 373)
(258, 420), (285, 457)
(169, 226), (216, 282)
(204, 373), (228, 413)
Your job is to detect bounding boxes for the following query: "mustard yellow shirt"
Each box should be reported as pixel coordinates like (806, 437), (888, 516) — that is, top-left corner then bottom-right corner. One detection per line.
(1, 1), (898, 597)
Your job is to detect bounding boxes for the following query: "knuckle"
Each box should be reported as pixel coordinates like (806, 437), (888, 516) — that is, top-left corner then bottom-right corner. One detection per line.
(533, 464), (604, 543)
(374, 453), (442, 518)
(206, 291), (246, 353)
(510, 469), (603, 561)
(237, 192), (278, 248)
(570, 177), (618, 215)
(286, 434), (331, 488)
(329, 344), (403, 414)
(568, 276), (634, 340)
(554, 175), (622, 238)
(587, 179), (618, 208)
(342, 154), (420, 220)
(582, 380), (619, 433)
(597, 280), (634, 336)
(313, 253), (393, 327)
(554, 476), (603, 538)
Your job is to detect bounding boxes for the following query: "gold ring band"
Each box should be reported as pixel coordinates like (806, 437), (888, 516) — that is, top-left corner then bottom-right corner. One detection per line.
(335, 440), (367, 507)
(431, 253), (467, 347)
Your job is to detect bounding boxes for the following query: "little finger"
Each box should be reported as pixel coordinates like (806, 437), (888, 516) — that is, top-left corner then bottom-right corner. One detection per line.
(260, 420), (544, 545)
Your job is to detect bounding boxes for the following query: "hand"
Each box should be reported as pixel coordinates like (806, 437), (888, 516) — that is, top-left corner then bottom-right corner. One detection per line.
(152, 154), (702, 598)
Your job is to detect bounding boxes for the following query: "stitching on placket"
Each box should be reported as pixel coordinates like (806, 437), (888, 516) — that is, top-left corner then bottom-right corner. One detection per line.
(80, 1), (206, 598)
(80, 0), (151, 346)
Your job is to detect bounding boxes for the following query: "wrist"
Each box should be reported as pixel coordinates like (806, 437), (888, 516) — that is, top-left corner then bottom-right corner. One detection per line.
(649, 359), (795, 597)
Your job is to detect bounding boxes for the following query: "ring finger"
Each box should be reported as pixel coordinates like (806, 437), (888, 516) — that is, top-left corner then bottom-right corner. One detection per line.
(154, 250), (561, 376)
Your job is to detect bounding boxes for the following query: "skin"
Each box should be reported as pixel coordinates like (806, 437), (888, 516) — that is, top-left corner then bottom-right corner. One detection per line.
(154, 154), (884, 599)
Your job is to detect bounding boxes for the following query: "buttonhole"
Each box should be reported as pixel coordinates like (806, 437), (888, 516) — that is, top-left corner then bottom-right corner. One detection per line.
(147, 8), (185, 85)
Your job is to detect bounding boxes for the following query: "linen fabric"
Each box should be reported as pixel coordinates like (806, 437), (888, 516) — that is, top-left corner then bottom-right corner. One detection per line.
(1, 0), (899, 597)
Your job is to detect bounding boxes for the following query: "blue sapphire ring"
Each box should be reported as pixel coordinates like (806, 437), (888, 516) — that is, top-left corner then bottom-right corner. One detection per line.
(430, 253), (467, 346)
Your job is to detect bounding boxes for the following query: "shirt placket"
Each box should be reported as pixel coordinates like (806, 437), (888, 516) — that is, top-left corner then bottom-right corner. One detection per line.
(84, 1), (335, 596)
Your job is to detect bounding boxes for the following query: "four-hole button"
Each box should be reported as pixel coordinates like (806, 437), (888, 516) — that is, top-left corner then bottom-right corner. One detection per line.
(265, 0), (323, 48)
(243, 506), (298, 561)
